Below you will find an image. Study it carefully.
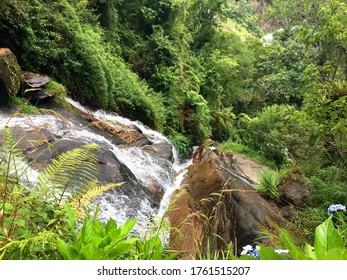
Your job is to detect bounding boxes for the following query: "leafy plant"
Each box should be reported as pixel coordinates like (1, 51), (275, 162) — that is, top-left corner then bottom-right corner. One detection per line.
(8, 96), (38, 114)
(135, 216), (178, 260)
(168, 133), (191, 159)
(308, 166), (347, 208)
(256, 169), (284, 200)
(281, 217), (347, 260)
(0, 127), (175, 260)
(223, 217), (347, 260)
(57, 214), (138, 260)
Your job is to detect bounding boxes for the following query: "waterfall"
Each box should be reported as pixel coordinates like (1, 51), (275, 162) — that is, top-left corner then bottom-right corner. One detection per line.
(0, 99), (192, 232)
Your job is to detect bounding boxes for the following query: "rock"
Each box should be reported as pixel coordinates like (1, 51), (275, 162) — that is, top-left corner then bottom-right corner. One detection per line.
(143, 141), (173, 162)
(229, 153), (266, 184)
(23, 89), (54, 104)
(280, 205), (296, 220)
(168, 188), (204, 260)
(0, 48), (21, 103)
(169, 147), (288, 259)
(277, 174), (310, 206)
(146, 180), (164, 199)
(69, 103), (151, 147)
(22, 71), (50, 88)
(21, 72), (52, 103)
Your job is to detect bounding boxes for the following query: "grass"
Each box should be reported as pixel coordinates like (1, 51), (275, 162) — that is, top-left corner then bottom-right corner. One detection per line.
(220, 141), (277, 169)
(8, 96), (39, 114)
(257, 169), (285, 201)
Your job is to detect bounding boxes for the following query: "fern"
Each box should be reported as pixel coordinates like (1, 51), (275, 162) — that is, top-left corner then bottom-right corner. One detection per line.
(0, 127), (32, 209)
(69, 179), (125, 219)
(0, 231), (60, 260)
(36, 143), (99, 203)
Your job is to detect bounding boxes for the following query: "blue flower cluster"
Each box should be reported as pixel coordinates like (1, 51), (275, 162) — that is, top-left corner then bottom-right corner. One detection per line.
(240, 245), (260, 259)
(241, 245), (289, 259)
(328, 204), (346, 215)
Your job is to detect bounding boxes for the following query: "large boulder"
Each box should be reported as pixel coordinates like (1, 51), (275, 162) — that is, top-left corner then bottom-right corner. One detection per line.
(0, 48), (21, 103)
(169, 147), (288, 259)
(277, 174), (310, 207)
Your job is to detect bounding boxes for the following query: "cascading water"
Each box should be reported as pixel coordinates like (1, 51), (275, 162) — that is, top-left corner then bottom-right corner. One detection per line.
(0, 99), (192, 233)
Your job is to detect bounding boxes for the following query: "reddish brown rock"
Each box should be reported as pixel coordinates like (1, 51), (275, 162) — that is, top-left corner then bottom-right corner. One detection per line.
(169, 147), (288, 259)
(146, 180), (164, 199)
(168, 188), (204, 259)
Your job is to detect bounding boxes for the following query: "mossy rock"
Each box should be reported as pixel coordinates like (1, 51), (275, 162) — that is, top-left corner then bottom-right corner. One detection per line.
(0, 48), (21, 103)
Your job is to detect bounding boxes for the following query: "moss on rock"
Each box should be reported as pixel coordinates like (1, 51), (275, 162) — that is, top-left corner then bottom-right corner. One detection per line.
(0, 48), (21, 103)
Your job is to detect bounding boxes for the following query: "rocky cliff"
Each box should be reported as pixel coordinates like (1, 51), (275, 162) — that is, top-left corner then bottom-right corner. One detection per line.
(168, 146), (290, 259)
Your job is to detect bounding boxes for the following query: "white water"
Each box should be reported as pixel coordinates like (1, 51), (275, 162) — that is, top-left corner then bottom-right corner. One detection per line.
(0, 99), (192, 232)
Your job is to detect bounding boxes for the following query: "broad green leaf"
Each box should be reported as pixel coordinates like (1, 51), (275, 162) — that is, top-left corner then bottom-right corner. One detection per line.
(105, 238), (138, 259)
(39, 211), (48, 220)
(314, 217), (344, 259)
(280, 231), (312, 260)
(80, 244), (104, 260)
(1, 202), (14, 211)
(79, 219), (103, 246)
(13, 219), (26, 227)
(17, 208), (31, 215)
(3, 217), (14, 227)
(119, 218), (137, 236)
(56, 239), (78, 260)
(105, 218), (117, 235)
(13, 229), (31, 238)
(64, 204), (76, 230)
(304, 244), (316, 260)
(47, 218), (57, 226)
(324, 249), (347, 260)
(259, 246), (287, 260)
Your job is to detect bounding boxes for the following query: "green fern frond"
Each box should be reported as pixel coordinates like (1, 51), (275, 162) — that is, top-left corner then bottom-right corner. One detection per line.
(36, 143), (100, 201)
(0, 231), (59, 260)
(0, 127), (31, 196)
(69, 179), (125, 219)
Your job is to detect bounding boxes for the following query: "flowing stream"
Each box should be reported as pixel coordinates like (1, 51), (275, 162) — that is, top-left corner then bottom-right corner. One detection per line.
(0, 99), (192, 232)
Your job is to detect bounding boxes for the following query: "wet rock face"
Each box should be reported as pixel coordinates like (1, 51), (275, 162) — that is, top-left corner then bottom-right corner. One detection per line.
(169, 147), (288, 259)
(0, 48), (21, 103)
(0, 104), (171, 219)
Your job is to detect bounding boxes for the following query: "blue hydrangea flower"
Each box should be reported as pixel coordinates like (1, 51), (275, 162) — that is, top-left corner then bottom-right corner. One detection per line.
(249, 248), (260, 259)
(241, 245), (261, 259)
(328, 204), (346, 215)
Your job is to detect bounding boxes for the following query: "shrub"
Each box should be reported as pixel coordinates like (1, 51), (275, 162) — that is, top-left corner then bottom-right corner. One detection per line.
(168, 133), (192, 159)
(239, 105), (327, 172)
(307, 166), (347, 208)
(0, 0), (163, 130)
